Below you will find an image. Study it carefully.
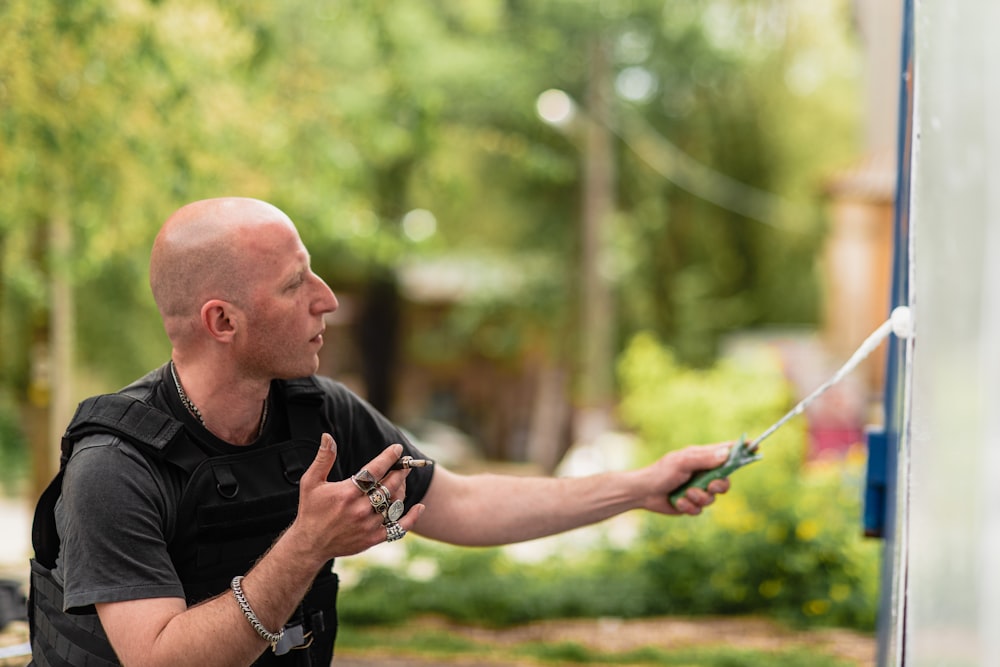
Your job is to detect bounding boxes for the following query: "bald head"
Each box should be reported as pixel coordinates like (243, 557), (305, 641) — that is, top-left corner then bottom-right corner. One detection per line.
(150, 197), (297, 341)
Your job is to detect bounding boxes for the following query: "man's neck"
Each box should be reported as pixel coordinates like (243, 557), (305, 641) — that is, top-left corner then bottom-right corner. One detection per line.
(170, 359), (271, 445)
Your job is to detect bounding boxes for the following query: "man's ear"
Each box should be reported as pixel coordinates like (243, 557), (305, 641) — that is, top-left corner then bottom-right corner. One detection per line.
(201, 299), (240, 343)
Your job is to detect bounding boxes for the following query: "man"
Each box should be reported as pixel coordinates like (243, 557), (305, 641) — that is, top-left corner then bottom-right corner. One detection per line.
(29, 197), (731, 667)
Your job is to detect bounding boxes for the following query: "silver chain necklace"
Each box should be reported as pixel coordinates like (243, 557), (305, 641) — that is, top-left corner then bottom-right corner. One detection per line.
(169, 360), (268, 438)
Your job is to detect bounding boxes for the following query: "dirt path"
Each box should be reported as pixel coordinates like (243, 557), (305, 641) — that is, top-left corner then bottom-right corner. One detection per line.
(335, 615), (876, 666)
(1, 614), (874, 667)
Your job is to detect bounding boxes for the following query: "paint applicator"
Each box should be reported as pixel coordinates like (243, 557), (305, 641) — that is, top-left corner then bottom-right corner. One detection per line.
(669, 306), (914, 508)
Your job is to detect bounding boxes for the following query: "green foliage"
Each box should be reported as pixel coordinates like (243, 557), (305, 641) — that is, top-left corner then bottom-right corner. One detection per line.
(0, 391), (29, 494)
(337, 623), (860, 666)
(338, 333), (878, 632)
(74, 256), (173, 388)
(0, 0), (864, 487)
(617, 333), (878, 629)
(0, 2), (861, 365)
(618, 332), (796, 454)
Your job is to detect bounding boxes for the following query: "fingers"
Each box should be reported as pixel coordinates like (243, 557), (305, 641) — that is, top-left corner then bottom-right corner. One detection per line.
(680, 443), (731, 472)
(392, 504), (424, 533)
(351, 444), (423, 543)
(300, 433), (338, 489)
(374, 501), (424, 546)
(357, 444), (410, 501)
(677, 486), (715, 513)
(706, 478), (731, 495)
(366, 443), (406, 481)
(293, 436), (426, 558)
(673, 474), (731, 515)
(661, 443), (734, 516)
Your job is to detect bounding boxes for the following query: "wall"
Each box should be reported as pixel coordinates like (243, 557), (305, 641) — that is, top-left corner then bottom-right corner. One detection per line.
(902, 0), (1000, 663)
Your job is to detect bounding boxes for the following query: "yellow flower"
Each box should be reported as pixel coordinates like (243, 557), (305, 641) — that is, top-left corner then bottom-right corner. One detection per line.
(804, 599), (831, 616)
(795, 519), (820, 541)
(829, 583), (851, 602)
(759, 579), (783, 598)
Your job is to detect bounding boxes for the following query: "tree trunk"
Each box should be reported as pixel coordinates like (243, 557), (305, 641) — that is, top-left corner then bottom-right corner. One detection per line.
(27, 214), (74, 503)
(576, 34), (617, 444)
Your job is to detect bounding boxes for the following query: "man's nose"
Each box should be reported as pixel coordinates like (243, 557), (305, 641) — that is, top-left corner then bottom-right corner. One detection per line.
(315, 277), (338, 315)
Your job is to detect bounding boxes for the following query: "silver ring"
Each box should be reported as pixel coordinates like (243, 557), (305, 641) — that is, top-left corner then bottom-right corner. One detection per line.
(351, 469), (377, 494)
(385, 521), (406, 542)
(385, 499), (405, 523)
(368, 485), (391, 514)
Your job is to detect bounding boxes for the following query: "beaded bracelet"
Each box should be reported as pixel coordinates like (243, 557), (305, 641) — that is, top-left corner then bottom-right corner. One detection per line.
(230, 575), (284, 651)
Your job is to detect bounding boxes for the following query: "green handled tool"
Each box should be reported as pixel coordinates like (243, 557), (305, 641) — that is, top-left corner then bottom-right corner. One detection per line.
(668, 434), (761, 506)
(668, 306), (914, 509)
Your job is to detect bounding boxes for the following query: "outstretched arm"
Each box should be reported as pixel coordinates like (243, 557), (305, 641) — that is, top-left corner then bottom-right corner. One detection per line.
(414, 442), (732, 547)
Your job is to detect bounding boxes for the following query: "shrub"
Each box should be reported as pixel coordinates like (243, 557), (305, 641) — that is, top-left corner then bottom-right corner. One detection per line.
(338, 332), (879, 631)
(616, 332), (879, 629)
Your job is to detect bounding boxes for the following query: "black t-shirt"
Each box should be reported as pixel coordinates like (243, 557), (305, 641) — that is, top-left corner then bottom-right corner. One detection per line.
(53, 364), (433, 613)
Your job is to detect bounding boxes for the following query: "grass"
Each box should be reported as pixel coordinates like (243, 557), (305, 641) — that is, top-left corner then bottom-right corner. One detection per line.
(336, 623), (863, 667)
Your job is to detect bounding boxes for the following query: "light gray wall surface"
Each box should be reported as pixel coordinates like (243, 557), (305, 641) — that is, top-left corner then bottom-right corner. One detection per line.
(903, 1), (1000, 664)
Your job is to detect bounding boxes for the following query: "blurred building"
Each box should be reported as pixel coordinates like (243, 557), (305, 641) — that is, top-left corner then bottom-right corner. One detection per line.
(318, 258), (572, 472)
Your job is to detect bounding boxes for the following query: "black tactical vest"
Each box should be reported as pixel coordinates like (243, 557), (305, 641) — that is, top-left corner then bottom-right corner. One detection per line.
(29, 377), (339, 666)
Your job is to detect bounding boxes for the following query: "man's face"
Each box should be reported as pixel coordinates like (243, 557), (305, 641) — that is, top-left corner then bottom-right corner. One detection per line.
(236, 221), (338, 380)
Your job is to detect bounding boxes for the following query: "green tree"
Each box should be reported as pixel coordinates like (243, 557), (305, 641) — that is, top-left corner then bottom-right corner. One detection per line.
(0, 0), (863, 479)
(0, 0), (298, 491)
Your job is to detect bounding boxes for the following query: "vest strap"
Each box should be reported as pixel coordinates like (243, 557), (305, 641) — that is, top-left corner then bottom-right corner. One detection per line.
(61, 394), (183, 458)
(213, 464), (240, 499)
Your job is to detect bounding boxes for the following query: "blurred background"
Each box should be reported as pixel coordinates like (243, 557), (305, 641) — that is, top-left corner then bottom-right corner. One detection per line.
(0, 0), (906, 664)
